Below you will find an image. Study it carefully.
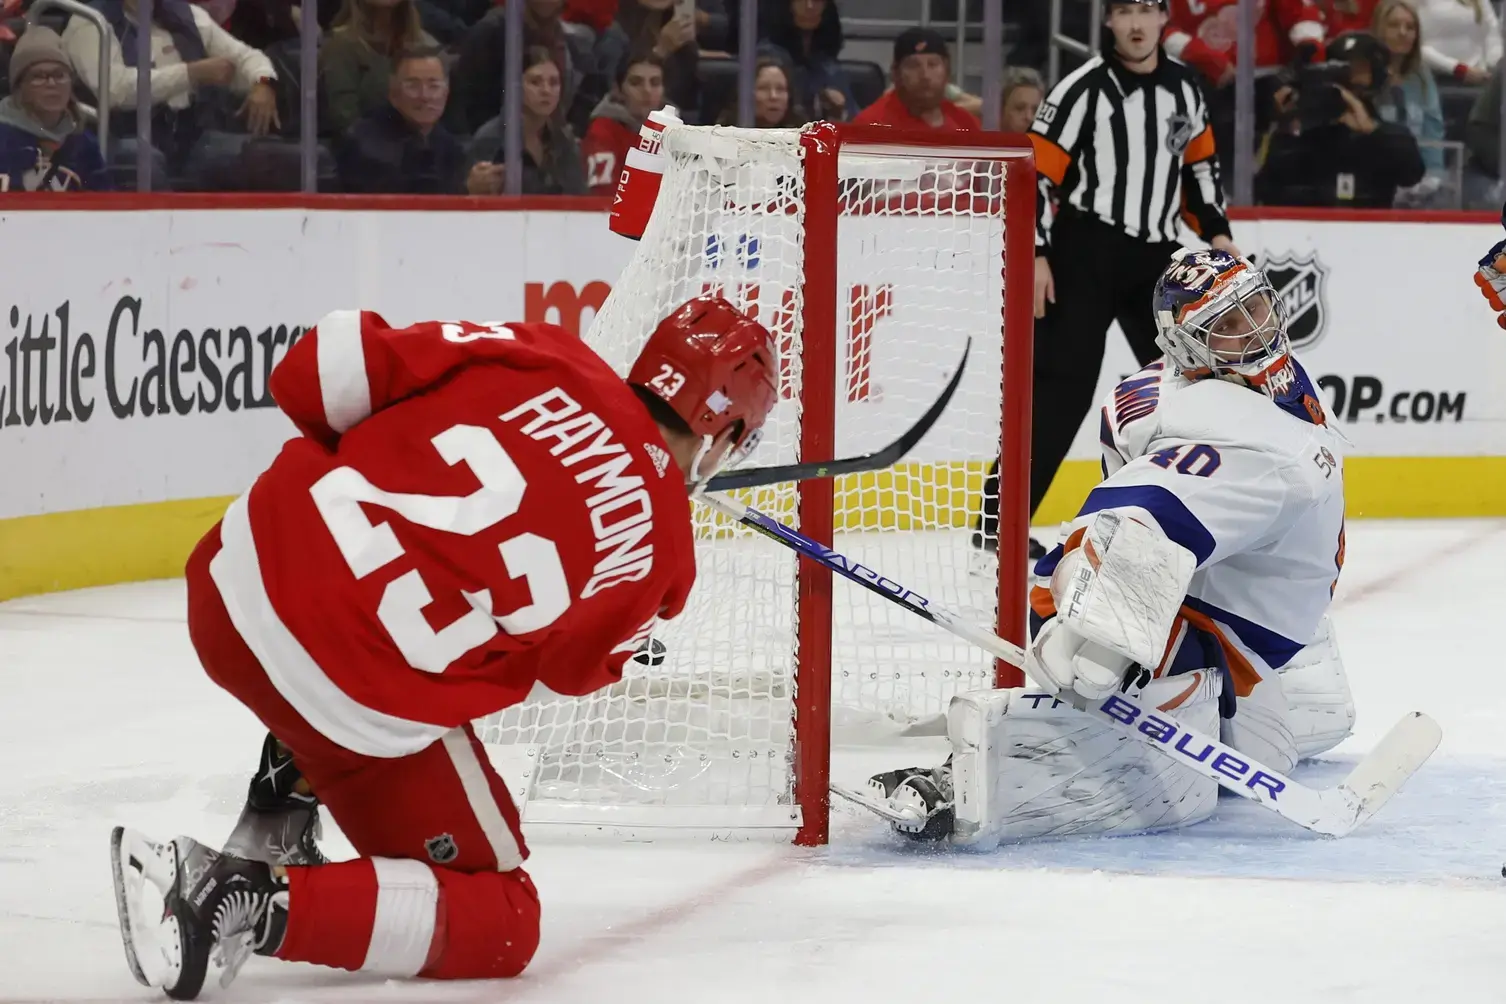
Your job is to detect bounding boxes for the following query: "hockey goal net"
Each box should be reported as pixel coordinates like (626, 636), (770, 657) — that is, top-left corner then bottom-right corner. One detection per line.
(478, 123), (1036, 844)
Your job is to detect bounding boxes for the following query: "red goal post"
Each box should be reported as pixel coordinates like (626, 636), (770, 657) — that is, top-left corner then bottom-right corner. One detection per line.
(791, 123), (1035, 844)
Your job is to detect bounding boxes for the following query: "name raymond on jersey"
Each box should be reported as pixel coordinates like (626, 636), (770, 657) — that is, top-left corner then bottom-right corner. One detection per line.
(0, 298), (305, 432)
(501, 386), (662, 599)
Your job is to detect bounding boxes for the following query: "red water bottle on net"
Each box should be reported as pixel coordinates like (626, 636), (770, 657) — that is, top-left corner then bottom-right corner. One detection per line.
(609, 104), (681, 241)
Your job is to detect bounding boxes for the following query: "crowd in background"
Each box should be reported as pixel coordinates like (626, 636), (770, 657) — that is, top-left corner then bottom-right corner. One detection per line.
(0, 0), (1500, 209)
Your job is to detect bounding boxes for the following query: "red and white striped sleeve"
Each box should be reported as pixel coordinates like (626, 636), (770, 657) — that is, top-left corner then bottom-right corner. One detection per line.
(270, 310), (388, 448)
(270, 311), (558, 448)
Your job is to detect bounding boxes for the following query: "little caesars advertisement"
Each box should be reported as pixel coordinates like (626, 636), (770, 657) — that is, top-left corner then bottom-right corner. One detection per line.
(2, 209), (1504, 523)
(0, 209), (622, 520)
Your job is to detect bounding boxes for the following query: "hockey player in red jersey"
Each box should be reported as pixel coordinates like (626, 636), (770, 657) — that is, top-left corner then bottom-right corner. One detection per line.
(1163, 0), (1325, 85)
(108, 295), (778, 1000)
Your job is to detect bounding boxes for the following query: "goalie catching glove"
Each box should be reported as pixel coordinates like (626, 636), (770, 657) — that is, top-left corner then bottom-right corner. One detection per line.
(1027, 510), (1198, 700)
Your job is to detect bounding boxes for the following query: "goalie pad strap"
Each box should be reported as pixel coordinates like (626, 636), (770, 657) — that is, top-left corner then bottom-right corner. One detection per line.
(1050, 511), (1198, 670)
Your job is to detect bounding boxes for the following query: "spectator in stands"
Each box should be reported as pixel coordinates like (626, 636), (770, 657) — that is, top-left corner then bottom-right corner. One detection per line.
(0, 26), (108, 190)
(718, 56), (803, 127)
(210, 0), (300, 52)
(1316, 0), (1380, 34)
(1164, 0), (1324, 179)
(580, 50), (660, 194)
(1372, 0), (1447, 201)
(453, 0), (576, 134)
(1256, 30), (1425, 205)
(1466, 61), (1502, 172)
(854, 27), (976, 130)
(62, 0), (281, 189)
(564, 0), (617, 39)
(467, 45), (586, 193)
(1417, 0), (1499, 83)
(319, 0), (435, 136)
(997, 65), (1043, 132)
(336, 46), (468, 192)
(1164, 0), (1325, 86)
(560, 0), (617, 73)
(603, 0), (717, 120)
(1463, 63), (1505, 204)
(760, 0), (852, 122)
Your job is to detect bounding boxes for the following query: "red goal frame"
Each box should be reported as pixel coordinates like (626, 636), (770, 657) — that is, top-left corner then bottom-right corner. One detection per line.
(791, 123), (1037, 845)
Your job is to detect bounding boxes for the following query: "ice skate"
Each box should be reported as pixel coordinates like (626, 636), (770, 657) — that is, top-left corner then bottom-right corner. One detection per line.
(110, 827), (288, 1000)
(865, 764), (955, 841)
(222, 732), (327, 867)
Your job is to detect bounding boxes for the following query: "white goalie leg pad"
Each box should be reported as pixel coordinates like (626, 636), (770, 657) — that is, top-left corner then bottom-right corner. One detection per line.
(1275, 614), (1356, 760)
(1221, 675), (1299, 776)
(1053, 510), (1199, 669)
(947, 671), (1222, 848)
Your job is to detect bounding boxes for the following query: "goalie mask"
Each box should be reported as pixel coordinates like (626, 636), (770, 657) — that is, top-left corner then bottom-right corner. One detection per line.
(1153, 248), (1296, 400)
(629, 295), (779, 489)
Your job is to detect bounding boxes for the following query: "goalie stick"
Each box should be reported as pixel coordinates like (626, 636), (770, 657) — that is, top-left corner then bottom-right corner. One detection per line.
(698, 492), (1442, 838)
(703, 339), (971, 493)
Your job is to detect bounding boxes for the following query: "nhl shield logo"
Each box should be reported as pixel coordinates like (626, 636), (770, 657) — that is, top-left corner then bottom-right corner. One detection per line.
(425, 833), (458, 864)
(1255, 251), (1330, 350)
(1165, 112), (1195, 157)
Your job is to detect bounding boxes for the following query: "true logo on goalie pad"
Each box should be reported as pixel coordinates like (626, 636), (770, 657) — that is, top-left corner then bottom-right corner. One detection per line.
(1098, 694), (1286, 800)
(425, 833), (459, 863)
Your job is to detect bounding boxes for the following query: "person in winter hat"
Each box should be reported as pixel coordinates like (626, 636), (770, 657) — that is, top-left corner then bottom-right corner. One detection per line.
(0, 25), (109, 190)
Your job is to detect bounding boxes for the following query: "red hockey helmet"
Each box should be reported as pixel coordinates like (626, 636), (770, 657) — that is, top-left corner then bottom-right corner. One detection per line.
(628, 295), (779, 466)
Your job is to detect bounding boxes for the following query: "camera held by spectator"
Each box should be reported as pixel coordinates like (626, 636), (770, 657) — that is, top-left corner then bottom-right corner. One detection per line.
(1256, 30), (1425, 206)
(1283, 41), (1367, 132)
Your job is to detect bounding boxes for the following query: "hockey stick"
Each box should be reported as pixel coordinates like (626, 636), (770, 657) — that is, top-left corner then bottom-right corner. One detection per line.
(703, 339), (971, 493)
(699, 492), (1442, 838)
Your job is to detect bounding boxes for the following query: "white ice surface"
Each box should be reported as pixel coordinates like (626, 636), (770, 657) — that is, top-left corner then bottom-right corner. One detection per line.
(3, 520), (1505, 1003)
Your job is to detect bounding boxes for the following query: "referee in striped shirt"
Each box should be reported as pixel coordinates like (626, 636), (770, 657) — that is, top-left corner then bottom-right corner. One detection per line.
(977, 0), (1240, 560)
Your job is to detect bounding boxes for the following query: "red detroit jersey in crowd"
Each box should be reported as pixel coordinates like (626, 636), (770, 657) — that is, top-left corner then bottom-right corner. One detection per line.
(207, 311), (697, 759)
(1163, 0), (1324, 80)
(581, 113), (638, 196)
(853, 90), (979, 131)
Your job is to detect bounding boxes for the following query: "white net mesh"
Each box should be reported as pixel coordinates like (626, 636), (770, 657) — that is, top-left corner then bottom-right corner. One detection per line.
(476, 125), (1012, 832)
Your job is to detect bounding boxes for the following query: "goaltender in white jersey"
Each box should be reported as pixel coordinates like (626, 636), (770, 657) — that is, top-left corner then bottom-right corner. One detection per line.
(868, 247), (1355, 845)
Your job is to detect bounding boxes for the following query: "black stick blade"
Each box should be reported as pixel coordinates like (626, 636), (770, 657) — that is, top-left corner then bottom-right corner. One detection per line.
(704, 337), (972, 493)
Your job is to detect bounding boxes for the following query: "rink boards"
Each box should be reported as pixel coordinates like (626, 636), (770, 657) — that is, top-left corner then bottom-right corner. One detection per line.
(0, 204), (1505, 601)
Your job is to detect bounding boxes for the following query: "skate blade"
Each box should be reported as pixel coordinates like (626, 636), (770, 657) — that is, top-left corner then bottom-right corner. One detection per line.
(109, 826), (182, 990)
(110, 826), (152, 987)
(830, 781), (928, 828)
(215, 932), (254, 990)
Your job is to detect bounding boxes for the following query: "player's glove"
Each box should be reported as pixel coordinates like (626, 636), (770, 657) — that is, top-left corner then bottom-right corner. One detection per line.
(1024, 617), (1132, 701)
(1475, 238), (1506, 329)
